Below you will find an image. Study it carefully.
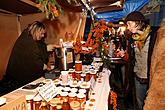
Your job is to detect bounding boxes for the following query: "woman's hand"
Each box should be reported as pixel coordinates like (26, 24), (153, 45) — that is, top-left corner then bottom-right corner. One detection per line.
(47, 44), (60, 51)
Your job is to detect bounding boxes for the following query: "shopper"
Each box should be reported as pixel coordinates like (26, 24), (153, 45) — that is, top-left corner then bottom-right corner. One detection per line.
(125, 11), (157, 110)
(143, 19), (165, 110)
(5, 21), (55, 87)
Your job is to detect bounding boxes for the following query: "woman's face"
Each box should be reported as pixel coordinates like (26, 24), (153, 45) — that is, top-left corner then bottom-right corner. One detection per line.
(126, 21), (139, 33)
(35, 29), (46, 41)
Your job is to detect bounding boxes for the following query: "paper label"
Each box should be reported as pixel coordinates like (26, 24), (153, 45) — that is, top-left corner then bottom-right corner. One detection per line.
(67, 52), (73, 63)
(37, 81), (57, 102)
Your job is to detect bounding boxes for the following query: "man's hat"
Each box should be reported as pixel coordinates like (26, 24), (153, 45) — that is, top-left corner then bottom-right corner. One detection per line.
(125, 11), (145, 22)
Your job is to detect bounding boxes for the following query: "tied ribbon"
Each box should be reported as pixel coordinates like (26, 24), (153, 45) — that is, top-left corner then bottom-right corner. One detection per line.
(132, 25), (151, 50)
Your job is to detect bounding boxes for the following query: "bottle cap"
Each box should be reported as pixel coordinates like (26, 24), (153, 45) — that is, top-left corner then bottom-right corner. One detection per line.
(56, 105), (62, 109)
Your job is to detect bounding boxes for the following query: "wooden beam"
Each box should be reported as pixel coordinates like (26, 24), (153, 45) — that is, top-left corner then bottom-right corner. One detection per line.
(94, 5), (123, 13)
(19, 0), (38, 8)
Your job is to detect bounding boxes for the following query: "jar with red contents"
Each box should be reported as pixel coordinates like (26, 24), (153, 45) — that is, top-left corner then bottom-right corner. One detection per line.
(85, 71), (90, 82)
(90, 69), (97, 81)
(75, 61), (82, 71)
(26, 95), (34, 110)
(33, 96), (42, 110)
(60, 92), (68, 101)
(69, 69), (75, 80)
(68, 92), (77, 103)
(75, 71), (81, 81)
(76, 93), (86, 110)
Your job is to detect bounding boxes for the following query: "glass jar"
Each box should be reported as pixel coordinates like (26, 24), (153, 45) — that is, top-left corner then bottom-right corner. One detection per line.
(61, 71), (69, 85)
(90, 69), (97, 81)
(39, 101), (49, 110)
(70, 101), (80, 110)
(33, 96), (42, 110)
(75, 71), (81, 81)
(85, 71), (90, 82)
(26, 95), (34, 110)
(56, 105), (62, 110)
(75, 61), (82, 71)
(69, 69), (75, 80)
(77, 93), (86, 110)
(49, 103), (57, 110)
(62, 98), (70, 110)
(60, 92), (68, 100)
(68, 92), (77, 103)
(49, 98), (61, 110)
(81, 73), (86, 81)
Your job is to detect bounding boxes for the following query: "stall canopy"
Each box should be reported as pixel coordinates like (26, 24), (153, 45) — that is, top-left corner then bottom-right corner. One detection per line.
(96, 0), (149, 22)
(0, 0), (152, 22)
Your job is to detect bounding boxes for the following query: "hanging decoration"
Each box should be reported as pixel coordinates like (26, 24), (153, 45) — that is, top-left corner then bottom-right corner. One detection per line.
(73, 18), (127, 67)
(36, 0), (62, 20)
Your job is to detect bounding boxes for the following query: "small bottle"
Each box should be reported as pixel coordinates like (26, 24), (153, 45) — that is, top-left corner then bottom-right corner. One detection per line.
(62, 98), (70, 110)
(59, 39), (63, 47)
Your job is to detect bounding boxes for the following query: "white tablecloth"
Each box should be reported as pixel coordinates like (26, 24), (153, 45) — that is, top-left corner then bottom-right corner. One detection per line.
(1, 68), (111, 110)
(89, 68), (111, 110)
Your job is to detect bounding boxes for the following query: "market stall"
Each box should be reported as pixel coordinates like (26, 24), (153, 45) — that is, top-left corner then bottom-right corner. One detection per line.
(0, 65), (111, 110)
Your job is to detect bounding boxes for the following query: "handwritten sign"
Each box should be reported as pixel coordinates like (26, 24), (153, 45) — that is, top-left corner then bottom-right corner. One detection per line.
(37, 80), (57, 102)
(0, 96), (27, 110)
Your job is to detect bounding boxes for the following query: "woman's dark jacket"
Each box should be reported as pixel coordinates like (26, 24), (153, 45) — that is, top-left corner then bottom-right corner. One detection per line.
(5, 29), (48, 85)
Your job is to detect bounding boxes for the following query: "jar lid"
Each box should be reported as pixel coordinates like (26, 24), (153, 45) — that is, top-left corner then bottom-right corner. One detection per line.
(78, 89), (86, 94)
(26, 95), (34, 100)
(63, 87), (71, 92)
(77, 93), (86, 99)
(70, 101), (80, 108)
(61, 71), (68, 75)
(75, 61), (82, 63)
(41, 101), (47, 106)
(69, 69), (75, 72)
(70, 88), (78, 93)
(33, 96), (42, 101)
(90, 69), (97, 74)
(68, 92), (76, 97)
(56, 105), (62, 109)
(75, 71), (82, 73)
(49, 98), (61, 105)
(60, 92), (68, 96)
(63, 97), (68, 102)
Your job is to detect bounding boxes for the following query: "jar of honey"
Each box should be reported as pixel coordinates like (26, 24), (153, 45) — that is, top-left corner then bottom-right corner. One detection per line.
(85, 71), (90, 82)
(77, 93), (86, 110)
(26, 95), (34, 110)
(75, 61), (82, 71)
(60, 92), (68, 100)
(69, 69), (75, 79)
(33, 96), (42, 110)
(68, 92), (77, 103)
(39, 101), (49, 110)
(70, 101), (80, 110)
(75, 71), (81, 81)
(49, 98), (61, 110)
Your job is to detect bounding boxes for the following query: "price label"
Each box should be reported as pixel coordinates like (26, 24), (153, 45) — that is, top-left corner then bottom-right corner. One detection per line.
(37, 80), (57, 102)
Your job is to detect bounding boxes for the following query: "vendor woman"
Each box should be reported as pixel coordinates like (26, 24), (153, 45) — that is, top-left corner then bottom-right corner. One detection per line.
(4, 21), (55, 89)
